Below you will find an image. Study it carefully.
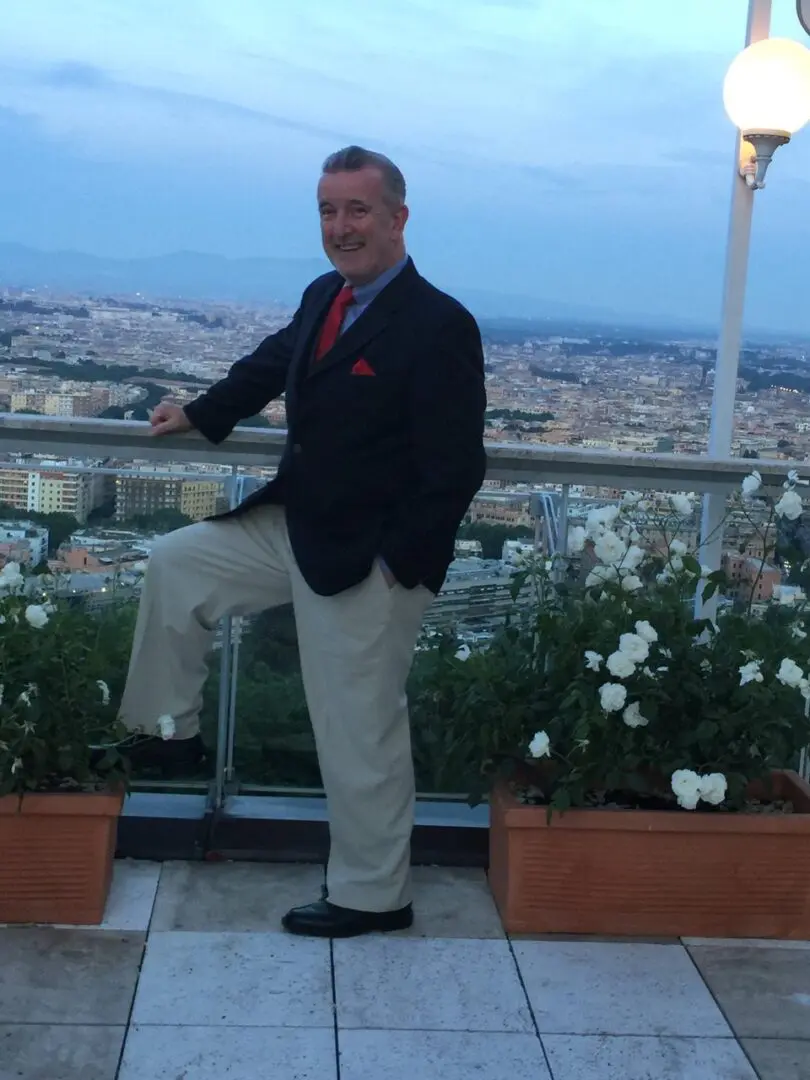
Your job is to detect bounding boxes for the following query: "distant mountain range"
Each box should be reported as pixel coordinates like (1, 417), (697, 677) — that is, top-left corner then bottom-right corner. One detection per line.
(0, 241), (647, 326)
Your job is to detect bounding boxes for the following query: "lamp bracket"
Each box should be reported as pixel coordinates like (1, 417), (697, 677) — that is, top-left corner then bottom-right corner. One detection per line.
(739, 130), (791, 189)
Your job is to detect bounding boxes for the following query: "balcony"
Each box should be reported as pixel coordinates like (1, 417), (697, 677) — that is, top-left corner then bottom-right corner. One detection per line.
(1, 414), (808, 1079)
(0, 412), (805, 862)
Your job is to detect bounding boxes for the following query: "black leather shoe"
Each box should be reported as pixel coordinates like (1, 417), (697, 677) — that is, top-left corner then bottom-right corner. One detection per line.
(92, 734), (208, 778)
(282, 899), (413, 938)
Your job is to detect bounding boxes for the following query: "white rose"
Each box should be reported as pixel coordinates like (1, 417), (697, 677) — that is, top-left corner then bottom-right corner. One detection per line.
(599, 683), (627, 712)
(621, 574), (643, 593)
(528, 730), (551, 759)
(0, 565), (24, 590)
(792, 625), (807, 641)
(741, 471), (762, 496)
(777, 658), (804, 688)
(455, 644), (471, 661)
(622, 491), (643, 506)
(698, 773), (727, 806)
(618, 632), (649, 663)
(132, 560), (148, 574)
(607, 650), (637, 679)
(739, 660), (763, 686)
(634, 620), (658, 644)
(670, 539), (688, 556)
(157, 714), (176, 740)
(670, 493), (694, 516)
(584, 650), (603, 672)
(568, 526), (587, 554)
(586, 564), (618, 588)
(24, 604), (49, 629)
(594, 530), (627, 566)
(775, 490), (803, 521)
(622, 700), (649, 728)
(671, 769), (701, 810)
(670, 555), (684, 573)
(586, 505), (619, 539)
(623, 545), (645, 571)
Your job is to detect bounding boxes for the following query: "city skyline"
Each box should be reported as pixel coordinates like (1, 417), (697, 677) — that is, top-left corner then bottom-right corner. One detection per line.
(3, 2), (810, 330)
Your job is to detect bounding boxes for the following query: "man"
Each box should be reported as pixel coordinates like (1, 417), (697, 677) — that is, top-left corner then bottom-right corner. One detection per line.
(119, 145), (487, 937)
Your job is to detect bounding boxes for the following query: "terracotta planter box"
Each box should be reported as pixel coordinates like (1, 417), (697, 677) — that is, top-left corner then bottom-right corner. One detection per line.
(0, 791), (123, 925)
(489, 770), (810, 939)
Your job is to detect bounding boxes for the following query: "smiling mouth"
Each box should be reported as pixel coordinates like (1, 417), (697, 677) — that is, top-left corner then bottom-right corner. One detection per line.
(334, 242), (364, 253)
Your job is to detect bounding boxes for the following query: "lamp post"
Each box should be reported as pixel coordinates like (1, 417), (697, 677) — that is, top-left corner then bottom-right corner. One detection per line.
(698, 0), (810, 611)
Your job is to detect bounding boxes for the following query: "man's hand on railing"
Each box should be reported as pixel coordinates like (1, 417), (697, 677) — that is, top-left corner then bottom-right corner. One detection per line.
(149, 401), (194, 437)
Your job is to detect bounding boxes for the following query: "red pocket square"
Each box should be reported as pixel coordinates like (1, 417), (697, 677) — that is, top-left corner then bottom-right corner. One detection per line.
(351, 358), (376, 376)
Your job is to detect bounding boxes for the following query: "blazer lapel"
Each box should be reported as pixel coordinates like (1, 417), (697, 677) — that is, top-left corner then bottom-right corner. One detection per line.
(307, 258), (420, 378)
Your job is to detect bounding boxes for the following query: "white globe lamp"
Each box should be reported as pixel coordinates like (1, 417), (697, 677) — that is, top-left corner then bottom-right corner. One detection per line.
(723, 37), (810, 187)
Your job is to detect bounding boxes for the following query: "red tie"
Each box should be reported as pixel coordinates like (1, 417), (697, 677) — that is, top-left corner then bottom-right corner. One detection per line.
(316, 285), (355, 360)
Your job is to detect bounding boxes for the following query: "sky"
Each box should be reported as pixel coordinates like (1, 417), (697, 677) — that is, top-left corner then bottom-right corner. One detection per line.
(1, 0), (810, 331)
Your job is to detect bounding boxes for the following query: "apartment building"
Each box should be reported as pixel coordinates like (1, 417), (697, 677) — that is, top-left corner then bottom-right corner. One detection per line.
(179, 481), (222, 521)
(0, 521), (49, 565)
(115, 475), (223, 522)
(0, 466), (102, 523)
(721, 552), (781, 604)
(467, 493), (533, 528)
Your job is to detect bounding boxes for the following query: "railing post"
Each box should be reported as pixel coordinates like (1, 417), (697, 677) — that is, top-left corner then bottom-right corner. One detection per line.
(696, 488), (729, 621)
(557, 485), (570, 557)
(226, 618), (240, 783)
(212, 466), (240, 810)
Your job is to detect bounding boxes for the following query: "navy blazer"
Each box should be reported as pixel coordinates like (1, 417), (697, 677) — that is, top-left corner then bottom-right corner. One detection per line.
(183, 258), (487, 596)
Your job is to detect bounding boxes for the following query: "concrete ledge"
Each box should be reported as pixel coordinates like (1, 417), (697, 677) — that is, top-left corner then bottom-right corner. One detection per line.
(0, 413), (799, 491)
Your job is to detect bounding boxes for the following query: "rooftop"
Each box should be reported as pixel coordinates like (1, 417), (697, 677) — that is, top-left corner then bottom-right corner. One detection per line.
(3, 859), (808, 1080)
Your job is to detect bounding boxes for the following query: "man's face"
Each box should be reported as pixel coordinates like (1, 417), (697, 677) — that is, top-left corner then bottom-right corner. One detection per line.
(317, 166), (408, 286)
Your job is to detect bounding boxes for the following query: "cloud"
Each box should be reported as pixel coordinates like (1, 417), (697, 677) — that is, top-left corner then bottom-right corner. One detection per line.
(40, 60), (110, 88)
(32, 60), (353, 143)
(662, 147), (732, 167)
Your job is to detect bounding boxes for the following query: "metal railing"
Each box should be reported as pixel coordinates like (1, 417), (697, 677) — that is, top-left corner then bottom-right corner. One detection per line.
(0, 412), (797, 490)
(1, 412), (804, 805)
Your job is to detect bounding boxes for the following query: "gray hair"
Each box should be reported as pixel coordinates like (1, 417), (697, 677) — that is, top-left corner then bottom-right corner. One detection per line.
(321, 145), (406, 207)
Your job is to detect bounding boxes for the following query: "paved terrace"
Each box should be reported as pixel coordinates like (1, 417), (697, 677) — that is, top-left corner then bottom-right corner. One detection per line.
(2, 860), (809, 1080)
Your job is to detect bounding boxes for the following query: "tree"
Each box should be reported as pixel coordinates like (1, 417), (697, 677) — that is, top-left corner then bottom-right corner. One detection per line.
(237, 414), (271, 428)
(39, 512), (81, 554)
(123, 509), (193, 533)
(0, 505), (78, 553)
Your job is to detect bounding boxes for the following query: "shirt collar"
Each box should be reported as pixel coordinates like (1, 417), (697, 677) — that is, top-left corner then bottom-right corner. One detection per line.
(348, 254), (408, 306)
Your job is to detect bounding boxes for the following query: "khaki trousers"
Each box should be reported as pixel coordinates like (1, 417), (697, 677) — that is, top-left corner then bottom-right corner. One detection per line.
(120, 505), (432, 912)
